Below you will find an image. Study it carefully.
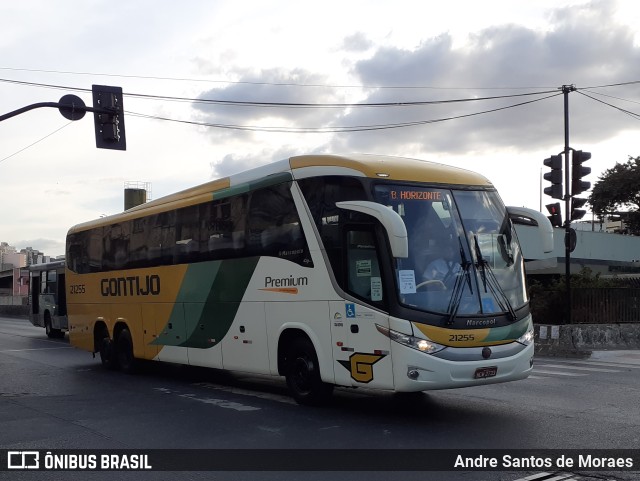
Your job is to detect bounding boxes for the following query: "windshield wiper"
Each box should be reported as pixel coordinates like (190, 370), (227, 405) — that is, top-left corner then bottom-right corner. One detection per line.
(473, 234), (517, 322)
(445, 240), (473, 325)
(473, 234), (488, 292)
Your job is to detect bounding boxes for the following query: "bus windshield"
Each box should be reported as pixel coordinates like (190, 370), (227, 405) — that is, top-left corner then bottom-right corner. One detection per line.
(374, 185), (528, 318)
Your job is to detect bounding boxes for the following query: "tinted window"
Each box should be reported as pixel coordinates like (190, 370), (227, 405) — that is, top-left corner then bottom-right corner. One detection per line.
(67, 182), (312, 273)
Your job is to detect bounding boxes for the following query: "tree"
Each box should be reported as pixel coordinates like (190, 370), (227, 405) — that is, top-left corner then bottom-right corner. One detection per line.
(588, 156), (640, 235)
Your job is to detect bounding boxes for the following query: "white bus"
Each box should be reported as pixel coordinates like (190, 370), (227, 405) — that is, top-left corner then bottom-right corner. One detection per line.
(29, 260), (68, 338)
(66, 154), (552, 404)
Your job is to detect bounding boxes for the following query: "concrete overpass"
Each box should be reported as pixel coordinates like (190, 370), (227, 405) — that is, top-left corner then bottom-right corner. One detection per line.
(515, 225), (640, 276)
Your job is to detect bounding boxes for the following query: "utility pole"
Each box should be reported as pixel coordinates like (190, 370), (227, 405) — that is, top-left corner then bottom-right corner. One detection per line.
(562, 84), (575, 324)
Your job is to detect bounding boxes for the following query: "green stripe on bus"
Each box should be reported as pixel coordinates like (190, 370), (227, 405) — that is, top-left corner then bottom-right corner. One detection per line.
(211, 172), (293, 201)
(153, 257), (260, 349)
(483, 316), (530, 342)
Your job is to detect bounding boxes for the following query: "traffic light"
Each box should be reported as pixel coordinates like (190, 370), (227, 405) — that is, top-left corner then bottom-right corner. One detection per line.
(546, 202), (563, 227)
(92, 85), (126, 151)
(571, 150), (591, 195)
(571, 197), (587, 221)
(543, 154), (563, 199)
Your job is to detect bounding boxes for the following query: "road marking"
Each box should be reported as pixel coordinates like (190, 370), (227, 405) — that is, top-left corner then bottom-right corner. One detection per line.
(0, 346), (73, 352)
(153, 387), (262, 411)
(511, 473), (581, 481)
(192, 382), (296, 405)
(179, 393), (261, 411)
(535, 363), (620, 373)
(550, 359), (640, 370)
(531, 369), (587, 377)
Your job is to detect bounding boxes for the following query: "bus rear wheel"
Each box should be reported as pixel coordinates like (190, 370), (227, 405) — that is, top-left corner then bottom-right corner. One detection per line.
(285, 337), (333, 405)
(115, 328), (136, 374)
(99, 336), (118, 370)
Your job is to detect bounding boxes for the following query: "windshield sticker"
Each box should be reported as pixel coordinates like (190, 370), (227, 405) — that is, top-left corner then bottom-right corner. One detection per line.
(371, 277), (382, 301)
(398, 270), (417, 294)
(356, 259), (372, 277)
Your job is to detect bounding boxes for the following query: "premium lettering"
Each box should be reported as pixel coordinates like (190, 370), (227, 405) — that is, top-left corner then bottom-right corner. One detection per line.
(101, 275), (161, 297)
(264, 275), (308, 288)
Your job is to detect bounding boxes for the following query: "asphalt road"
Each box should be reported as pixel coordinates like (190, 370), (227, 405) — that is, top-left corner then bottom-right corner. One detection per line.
(0, 316), (638, 481)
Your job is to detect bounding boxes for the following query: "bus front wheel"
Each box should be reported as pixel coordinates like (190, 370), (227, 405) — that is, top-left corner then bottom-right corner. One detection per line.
(285, 337), (333, 405)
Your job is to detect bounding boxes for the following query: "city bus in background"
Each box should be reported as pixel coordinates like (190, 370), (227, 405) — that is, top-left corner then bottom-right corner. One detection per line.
(29, 259), (68, 338)
(65, 154), (553, 404)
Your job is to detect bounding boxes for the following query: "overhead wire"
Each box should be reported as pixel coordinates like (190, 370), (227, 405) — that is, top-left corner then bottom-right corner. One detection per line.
(0, 67), (558, 91)
(2, 71), (638, 160)
(0, 122), (73, 165)
(577, 80), (640, 90)
(0, 77), (559, 109)
(576, 90), (640, 121)
(0, 75), (563, 159)
(579, 88), (640, 106)
(126, 91), (563, 133)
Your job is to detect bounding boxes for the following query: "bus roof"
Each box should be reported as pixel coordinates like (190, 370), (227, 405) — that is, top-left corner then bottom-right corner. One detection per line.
(28, 259), (66, 272)
(68, 154), (492, 234)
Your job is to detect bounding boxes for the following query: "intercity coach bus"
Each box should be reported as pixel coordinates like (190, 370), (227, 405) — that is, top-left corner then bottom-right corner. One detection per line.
(66, 154), (553, 404)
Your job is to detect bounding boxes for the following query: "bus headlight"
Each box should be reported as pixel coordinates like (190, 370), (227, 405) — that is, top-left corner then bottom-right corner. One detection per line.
(376, 324), (445, 354)
(516, 325), (534, 346)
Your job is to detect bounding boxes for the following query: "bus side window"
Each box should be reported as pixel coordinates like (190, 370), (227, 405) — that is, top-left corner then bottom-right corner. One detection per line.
(346, 229), (384, 305)
(175, 204), (201, 264)
(103, 223), (130, 271)
(246, 183), (311, 266)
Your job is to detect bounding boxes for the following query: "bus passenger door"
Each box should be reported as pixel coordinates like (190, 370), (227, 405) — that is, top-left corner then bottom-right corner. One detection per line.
(331, 228), (394, 389)
(30, 274), (40, 316)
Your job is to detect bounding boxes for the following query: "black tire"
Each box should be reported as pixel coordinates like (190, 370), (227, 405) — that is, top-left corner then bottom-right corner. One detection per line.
(285, 337), (333, 405)
(115, 328), (136, 374)
(99, 336), (118, 370)
(44, 313), (61, 339)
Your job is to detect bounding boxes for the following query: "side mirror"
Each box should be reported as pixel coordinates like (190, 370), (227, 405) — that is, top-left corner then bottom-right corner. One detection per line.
(336, 201), (408, 258)
(507, 206), (554, 254)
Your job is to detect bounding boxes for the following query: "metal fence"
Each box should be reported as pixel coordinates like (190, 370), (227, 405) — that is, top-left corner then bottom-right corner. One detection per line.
(571, 288), (640, 324)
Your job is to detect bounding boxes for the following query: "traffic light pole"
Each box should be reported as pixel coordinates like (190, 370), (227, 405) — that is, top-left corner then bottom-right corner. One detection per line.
(562, 84), (575, 324)
(0, 86), (126, 150)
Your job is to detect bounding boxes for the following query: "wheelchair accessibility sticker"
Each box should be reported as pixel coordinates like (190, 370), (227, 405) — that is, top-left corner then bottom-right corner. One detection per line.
(345, 303), (356, 318)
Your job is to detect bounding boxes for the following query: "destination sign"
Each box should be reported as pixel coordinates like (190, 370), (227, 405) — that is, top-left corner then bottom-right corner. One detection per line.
(389, 190), (442, 201)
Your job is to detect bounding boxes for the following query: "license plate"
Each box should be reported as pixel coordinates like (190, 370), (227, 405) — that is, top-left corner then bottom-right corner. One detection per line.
(474, 366), (498, 379)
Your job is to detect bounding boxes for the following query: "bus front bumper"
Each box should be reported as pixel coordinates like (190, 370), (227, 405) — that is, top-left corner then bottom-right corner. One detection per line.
(392, 341), (534, 392)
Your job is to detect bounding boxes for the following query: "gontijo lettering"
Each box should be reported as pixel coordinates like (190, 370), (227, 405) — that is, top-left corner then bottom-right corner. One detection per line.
(100, 275), (160, 297)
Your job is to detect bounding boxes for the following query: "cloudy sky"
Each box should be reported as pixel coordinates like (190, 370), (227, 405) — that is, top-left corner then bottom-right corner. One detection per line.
(1, 0), (640, 257)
